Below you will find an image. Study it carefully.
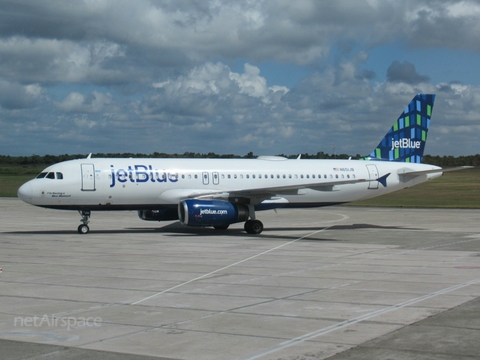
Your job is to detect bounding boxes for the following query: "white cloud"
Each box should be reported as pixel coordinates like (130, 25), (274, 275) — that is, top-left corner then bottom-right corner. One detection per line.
(229, 63), (268, 98)
(1, 1), (480, 156)
(153, 62), (289, 105)
(55, 91), (115, 113)
(0, 80), (43, 109)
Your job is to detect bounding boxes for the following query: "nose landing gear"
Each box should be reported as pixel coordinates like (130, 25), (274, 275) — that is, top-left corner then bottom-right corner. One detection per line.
(78, 210), (91, 234)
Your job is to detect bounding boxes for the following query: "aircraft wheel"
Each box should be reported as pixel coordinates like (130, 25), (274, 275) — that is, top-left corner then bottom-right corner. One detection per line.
(78, 224), (90, 234)
(214, 224), (229, 230)
(244, 220), (263, 234)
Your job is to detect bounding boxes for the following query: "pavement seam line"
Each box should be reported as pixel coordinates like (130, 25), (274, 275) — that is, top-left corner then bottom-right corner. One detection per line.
(130, 226), (338, 306)
(238, 277), (480, 360)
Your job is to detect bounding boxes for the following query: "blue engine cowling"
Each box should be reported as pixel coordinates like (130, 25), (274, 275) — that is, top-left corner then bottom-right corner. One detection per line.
(138, 209), (179, 221)
(178, 199), (249, 227)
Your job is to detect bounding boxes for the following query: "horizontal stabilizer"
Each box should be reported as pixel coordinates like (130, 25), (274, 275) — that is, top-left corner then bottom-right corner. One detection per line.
(397, 166), (473, 177)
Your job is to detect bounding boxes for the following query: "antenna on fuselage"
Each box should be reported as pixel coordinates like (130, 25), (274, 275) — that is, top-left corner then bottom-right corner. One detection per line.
(87, 153), (92, 159)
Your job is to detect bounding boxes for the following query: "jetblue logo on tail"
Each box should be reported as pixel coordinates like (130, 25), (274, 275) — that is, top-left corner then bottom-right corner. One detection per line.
(391, 138), (421, 150)
(366, 94), (435, 163)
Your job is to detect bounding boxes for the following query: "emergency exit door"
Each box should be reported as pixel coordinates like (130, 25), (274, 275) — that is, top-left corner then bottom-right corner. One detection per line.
(366, 164), (379, 189)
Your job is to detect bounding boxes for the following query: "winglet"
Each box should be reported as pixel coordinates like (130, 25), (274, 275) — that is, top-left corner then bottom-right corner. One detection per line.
(376, 173), (391, 187)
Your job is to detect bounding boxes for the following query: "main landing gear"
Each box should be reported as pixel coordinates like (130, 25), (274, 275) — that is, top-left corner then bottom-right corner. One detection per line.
(212, 204), (264, 234)
(244, 219), (264, 234)
(78, 210), (91, 234)
(213, 220), (263, 234)
(243, 205), (264, 234)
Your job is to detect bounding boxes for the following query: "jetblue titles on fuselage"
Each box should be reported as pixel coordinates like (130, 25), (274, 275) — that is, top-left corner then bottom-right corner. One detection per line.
(110, 165), (179, 188)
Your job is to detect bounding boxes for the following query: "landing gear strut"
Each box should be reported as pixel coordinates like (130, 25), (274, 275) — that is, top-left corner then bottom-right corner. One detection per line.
(244, 205), (264, 234)
(78, 210), (91, 234)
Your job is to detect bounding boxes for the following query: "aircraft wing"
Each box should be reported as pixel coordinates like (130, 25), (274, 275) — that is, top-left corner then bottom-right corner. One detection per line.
(185, 176), (382, 204)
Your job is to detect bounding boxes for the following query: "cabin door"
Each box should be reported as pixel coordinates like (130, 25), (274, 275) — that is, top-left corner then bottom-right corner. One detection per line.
(81, 164), (96, 191)
(366, 164), (379, 189)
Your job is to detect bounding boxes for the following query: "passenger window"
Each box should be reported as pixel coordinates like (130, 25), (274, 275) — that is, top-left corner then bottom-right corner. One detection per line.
(56, 172), (63, 180)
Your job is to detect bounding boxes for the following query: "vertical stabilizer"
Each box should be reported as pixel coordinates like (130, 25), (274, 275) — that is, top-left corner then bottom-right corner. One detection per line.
(367, 94), (435, 163)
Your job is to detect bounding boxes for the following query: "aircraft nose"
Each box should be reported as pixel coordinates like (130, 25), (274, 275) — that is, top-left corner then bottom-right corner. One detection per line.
(18, 182), (33, 203)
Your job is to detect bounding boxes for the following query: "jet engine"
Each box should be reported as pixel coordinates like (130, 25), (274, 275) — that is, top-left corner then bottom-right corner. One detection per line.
(178, 199), (249, 228)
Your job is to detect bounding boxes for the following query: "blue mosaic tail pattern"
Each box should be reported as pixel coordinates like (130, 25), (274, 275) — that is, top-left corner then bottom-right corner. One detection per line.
(367, 94), (435, 163)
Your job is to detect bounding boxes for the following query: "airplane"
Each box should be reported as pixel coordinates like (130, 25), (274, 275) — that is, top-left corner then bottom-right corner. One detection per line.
(17, 94), (464, 235)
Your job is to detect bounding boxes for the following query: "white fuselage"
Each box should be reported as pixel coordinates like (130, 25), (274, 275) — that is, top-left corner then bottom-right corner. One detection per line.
(18, 157), (442, 211)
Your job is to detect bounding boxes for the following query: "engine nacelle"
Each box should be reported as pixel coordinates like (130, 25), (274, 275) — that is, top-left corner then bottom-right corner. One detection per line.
(178, 199), (249, 227)
(138, 209), (179, 221)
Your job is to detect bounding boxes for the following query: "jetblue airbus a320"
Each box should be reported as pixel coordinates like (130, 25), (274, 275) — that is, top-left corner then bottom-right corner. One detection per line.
(18, 94), (461, 235)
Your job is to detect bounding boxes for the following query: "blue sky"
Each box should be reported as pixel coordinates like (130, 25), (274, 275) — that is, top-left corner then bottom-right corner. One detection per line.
(1, 0), (480, 157)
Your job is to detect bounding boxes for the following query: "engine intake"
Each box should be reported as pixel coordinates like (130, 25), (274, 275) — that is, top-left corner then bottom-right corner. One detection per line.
(178, 199), (249, 227)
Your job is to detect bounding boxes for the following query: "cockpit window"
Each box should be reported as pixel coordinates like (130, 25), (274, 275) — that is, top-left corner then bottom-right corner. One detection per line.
(35, 171), (63, 180)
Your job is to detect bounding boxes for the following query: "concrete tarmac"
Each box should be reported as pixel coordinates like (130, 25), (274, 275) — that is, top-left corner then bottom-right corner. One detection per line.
(1, 197), (479, 359)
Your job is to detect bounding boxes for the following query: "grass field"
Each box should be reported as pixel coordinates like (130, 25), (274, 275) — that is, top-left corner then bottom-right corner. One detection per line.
(0, 166), (44, 198)
(350, 167), (480, 208)
(2, 165), (479, 208)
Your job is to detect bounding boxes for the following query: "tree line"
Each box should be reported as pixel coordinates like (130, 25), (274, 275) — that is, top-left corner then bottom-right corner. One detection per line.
(0, 152), (479, 167)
